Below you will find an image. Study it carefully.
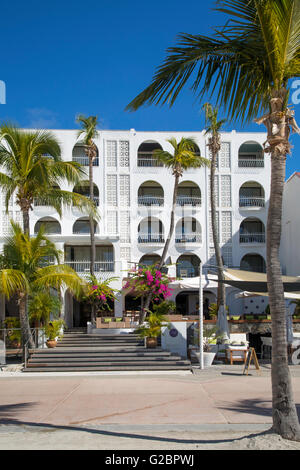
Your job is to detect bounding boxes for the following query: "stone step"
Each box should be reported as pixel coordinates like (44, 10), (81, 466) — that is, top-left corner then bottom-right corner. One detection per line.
(24, 362), (192, 372)
(30, 351), (172, 358)
(29, 347), (164, 354)
(28, 355), (181, 364)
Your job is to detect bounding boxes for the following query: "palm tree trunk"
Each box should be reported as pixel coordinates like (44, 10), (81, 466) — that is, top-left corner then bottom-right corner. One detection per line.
(22, 207), (30, 236)
(19, 292), (34, 359)
(267, 151), (300, 440)
(139, 173), (180, 325)
(210, 142), (225, 311)
(88, 148), (96, 324)
(159, 172), (180, 269)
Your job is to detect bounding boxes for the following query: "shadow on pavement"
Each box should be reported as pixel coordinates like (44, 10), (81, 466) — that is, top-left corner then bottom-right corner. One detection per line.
(0, 401), (273, 445)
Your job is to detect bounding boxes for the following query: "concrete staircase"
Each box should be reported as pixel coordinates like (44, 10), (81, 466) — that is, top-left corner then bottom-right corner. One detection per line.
(23, 330), (191, 372)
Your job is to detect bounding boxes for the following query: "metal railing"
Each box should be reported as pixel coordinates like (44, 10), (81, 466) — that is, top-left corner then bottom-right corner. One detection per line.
(175, 233), (202, 244)
(138, 233), (165, 244)
(238, 158), (264, 168)
(239, 196), (265, 208)
(176, 196), (201, 206)
(72, 156), (99, 166)
(137, 153), (164, 167)
(176, 267), (199, 278)
(64, 260), (115, 273)
(240, 233), (265, 243)
(138, 196), (164, 206)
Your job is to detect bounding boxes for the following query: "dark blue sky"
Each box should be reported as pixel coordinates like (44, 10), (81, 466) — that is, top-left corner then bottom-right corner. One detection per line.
(0, 0), (299, 178)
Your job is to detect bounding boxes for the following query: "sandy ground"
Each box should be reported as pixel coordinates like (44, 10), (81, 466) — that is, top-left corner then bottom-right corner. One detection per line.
(1, 425), (300, 450)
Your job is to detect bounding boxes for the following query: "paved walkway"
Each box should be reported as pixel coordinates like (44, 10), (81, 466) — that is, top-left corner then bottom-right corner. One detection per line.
(0, 364), (300, 449)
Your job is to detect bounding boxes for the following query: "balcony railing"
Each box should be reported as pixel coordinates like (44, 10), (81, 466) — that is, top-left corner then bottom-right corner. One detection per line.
(138, 196), (164, 206)
(240, 233), (265, 244)
(137, 153), (163, 167)
(238, 158), (264, 168)
(138, 233), (165, 244)
(175, 233), (202, 244)
(239, 196), (265, 208)
(72, 156), (99, 166)
(176, 196), (201, 206)
(176, 267), (199, 278)
(65, 261), (114, 273)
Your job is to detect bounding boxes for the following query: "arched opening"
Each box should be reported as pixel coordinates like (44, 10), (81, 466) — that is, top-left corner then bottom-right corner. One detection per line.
(239, 181), (265, 208)
(72, 217), (98, 235)
(240, 253), (266, 273)
(73, 181), (99, 206)
(176, 254), (200, 278)
(238, 141), (264, 168)
(34, 217), (61, 235)
(175, 217), (202, 244)
(137, 141), (163, 167)
(176, 181), (201, 206)
(138, 181), (164, 206)
(138, 217), (164, 244)
(72, 142), (99, 166)
(239, 218), (265, 243)
(193, 143), (201, 156)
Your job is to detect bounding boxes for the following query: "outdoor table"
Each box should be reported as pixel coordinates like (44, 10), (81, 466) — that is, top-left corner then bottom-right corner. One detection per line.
(226, 347), (249, 365)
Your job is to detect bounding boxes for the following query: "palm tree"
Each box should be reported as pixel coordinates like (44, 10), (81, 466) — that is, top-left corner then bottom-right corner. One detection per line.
(139, 137), (209, 323)
(76, 115), (99, 324)
(0, 222), (86, 349)
(126, 0), (300, 440)
(203, 103), (228, 338)
(76, 115), (99, 275)
(0, 123), (97, 235)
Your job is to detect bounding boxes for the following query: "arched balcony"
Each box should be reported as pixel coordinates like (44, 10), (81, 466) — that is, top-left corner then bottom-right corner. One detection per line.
(239, 218), (265, 244)
(73, 181), (99, 206)
(238, 141), (264, 168)
(138, 217), (164, 244)
(240, 253), (266, 273)
(175, 217), (202, 244)
(138, 181), (164, 207)
(137, 141), (163, 167)
(72, 217), (98, 235)
(239, 181), (265, 208)
(72, 143), (99, 166)
(176, 254), (200, 278)
(34, 217), (61, 235)
(176, 181), (201, 207)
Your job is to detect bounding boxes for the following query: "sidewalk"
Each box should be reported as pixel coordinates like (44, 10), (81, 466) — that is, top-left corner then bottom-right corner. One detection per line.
(0, 364), (300, 449)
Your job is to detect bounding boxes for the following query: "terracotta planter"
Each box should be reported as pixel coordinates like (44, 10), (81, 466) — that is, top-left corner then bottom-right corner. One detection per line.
(46, 339), (57, 348)
(146, 337), (157, 348)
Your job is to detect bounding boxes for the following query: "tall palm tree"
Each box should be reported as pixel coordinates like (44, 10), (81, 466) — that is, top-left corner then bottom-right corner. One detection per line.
(203, 103), (228, 337)
(139, 137), (209, 324)
(0, 123), (97, 235)
(76, 115), (99, 275)
(126, 0), (300, 440)
(0, 222), (86, 349)
(76, 115), (99, 324)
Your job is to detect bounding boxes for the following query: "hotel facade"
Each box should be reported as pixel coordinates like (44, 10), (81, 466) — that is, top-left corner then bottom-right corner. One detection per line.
(0, 128), (271, 327)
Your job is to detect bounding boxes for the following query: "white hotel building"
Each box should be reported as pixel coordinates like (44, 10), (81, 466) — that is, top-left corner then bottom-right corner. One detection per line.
(0, 129), (271, 328)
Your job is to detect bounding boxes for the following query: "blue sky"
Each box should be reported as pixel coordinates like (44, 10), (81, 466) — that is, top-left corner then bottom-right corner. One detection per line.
(0, 0), (299, 178)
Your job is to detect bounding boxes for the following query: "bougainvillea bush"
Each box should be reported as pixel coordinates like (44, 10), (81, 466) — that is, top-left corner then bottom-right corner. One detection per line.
(83, 276), (119, 314)
(123, 264), (173, 308)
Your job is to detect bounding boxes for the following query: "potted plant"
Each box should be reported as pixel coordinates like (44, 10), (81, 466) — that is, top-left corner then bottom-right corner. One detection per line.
(44, 319), (65, 348)
(192, 326), (225, 367)
(135, 309), (170, 348)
